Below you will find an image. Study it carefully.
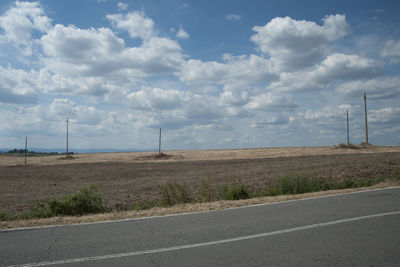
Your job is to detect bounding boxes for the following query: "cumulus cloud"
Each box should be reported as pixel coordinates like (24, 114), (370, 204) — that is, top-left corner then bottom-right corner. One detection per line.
(106, 11), (155, 40)
(0, 65), (38, 104)
(301, 105), (350, 120)
(250, 14), (351, 71)
(368, 107), (400, 124)
(179, 54), (277, 85)
(382, 40), (400, 64)
(0, 1), (51, 55)
(127, 87), (185, 111)
(269, 53), (382, 91)
(40, 24), (184, 93)
(176, 27), (189, 39)
(48, 98), (101, 125)
(245, 92), (296, 111)
(117, 2), (128, 11)
(336, 75), (400, 99)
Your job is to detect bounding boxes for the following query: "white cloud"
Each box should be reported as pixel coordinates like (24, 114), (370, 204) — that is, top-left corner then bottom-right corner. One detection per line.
(245, 92), (296, 111)
(127, 87), (185, 111)
(301, 105), (349, 120)
(0, 65), (38, 104)
(40, 24), (185, 94)
(176, 27), (189, 39)
(49, 98), (76, 117)
(106, 11), (155, 40)
(269, 53), (382, 92)
(382, 40), (400, 64)
(0, 1), (51, 55)
(225, 14), (241, 21)
(336, 75), (400, 99)
(179, 54), (277, 85)
(250, 14), (351, 71)
(368, 107), (400, 124)
(47, 98), (101, 125)
(117, 2), (128, 11)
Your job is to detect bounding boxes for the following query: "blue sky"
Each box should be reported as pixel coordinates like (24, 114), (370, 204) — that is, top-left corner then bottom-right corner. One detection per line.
(0, 0), (399, 151)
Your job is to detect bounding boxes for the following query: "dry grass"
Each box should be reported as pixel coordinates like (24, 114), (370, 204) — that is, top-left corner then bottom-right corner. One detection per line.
(1, 180), (398, 230)
(1, 146), (400, 167)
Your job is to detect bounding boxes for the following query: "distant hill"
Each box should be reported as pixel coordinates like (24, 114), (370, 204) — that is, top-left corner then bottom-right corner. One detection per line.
(0, 147), (156, 154)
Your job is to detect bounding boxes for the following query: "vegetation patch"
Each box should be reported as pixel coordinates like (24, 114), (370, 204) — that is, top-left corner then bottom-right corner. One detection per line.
(1, 169), (399, 222)
(158, 181), (193, 206)
(336, 143), (359, 149)
(0, 186), (106, 221)
(218, 183), (250, 200)
(132, 199), (158, 211)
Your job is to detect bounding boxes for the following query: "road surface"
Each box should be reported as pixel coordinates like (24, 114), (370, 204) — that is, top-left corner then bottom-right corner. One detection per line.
(1, 187), (399, 266)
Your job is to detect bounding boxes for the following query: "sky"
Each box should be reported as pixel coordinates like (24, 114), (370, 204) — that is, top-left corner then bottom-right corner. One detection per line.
(0, 0), (399, 151)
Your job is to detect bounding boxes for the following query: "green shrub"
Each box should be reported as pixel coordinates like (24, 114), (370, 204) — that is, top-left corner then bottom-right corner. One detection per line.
(0, 210), (11, 221)
(197, 179), (216, 202)
(158, 181), (193, 206)
(272, 172), (322, 195)
(218, 183), (250, 200)
(31, 185), (105, 218)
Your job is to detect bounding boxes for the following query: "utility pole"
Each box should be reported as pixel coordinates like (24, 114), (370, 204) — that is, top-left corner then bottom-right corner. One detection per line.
(159, 128), (162, 155)
(363, 92), (368, 144)
(24, 136), (27, 166)
(346, 110), (350, 146)
(66, 117), (69, 158)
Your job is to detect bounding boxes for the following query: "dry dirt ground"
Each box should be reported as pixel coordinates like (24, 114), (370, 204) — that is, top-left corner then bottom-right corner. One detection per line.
(1, 146), (400, 216)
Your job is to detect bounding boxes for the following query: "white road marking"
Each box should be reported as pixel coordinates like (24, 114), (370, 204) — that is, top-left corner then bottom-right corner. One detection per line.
(3, 186), (399, 233)
(9, 210), (400, 267)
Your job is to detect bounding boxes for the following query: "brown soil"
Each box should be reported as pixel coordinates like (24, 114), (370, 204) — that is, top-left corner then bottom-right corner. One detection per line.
(1, 146), (399, 216)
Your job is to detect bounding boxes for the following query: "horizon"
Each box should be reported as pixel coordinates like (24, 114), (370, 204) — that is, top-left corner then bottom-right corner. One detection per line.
(1, 0), (399, 150)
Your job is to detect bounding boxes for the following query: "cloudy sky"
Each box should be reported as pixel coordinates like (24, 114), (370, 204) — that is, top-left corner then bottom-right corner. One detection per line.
(0, 0), (399, 151)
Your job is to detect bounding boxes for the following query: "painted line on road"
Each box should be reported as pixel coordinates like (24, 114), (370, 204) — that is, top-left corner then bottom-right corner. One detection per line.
(9, 210), (400, 267)
(2, 186), (399, 232)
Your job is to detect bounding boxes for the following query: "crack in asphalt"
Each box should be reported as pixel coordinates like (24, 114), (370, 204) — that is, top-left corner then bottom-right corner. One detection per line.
(37, 227), (59, 263)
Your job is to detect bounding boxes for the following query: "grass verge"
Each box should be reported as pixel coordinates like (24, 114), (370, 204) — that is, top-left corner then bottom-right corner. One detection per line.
(1, 171), (399, 226)
(0, 186), (106, 221)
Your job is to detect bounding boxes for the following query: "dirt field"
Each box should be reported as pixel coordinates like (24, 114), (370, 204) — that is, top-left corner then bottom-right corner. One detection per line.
(1, 146), (400, 214)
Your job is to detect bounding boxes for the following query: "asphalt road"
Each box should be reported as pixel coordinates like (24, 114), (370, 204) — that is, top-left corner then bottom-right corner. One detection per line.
(1, 187), (399, 266)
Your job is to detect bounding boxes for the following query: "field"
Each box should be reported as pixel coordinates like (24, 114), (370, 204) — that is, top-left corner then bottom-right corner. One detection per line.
(1, 146), (400, 217)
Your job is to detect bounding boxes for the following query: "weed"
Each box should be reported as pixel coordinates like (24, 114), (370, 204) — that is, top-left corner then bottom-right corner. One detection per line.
(271, 172), (323, 195)
(218, 183), (250, 200)
(337, 143), (359, 149)
(197, 179), (216, 202)
(0, 210), (11, 221)
(132, 199), (158, 211)
(31, 185), (105, 218)
(158, 181), (193, 206)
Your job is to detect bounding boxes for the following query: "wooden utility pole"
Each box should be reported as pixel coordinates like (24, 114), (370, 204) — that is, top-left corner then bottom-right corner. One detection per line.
(346, 110), (350, 146)
(66, 117), (69, 158)
(363, 92), (368, 144)
(24, 136), (27, 166)
(158, 128), (162, 155)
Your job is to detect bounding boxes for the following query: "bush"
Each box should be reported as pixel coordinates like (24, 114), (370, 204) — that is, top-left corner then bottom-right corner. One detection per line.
(0, 210), (12, 221)
(197, 179), (216, 202)
(31, 185), (105, 218)
(158, 182), (193, 206)
(273, 172), (323, 195)
(337, 143), (358, 149)
(218, 183), (250, 200)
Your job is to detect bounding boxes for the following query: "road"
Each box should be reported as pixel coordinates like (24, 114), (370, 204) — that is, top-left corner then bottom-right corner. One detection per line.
(1, 187), (399, 266)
